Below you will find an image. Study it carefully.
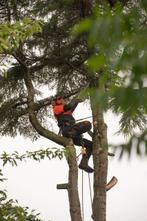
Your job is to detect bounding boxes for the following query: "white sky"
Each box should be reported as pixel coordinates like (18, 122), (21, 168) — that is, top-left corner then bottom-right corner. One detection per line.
(0, 104), (147, 221)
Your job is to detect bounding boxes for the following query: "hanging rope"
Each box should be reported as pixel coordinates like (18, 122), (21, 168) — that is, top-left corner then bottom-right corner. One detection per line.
(78, 145), (93, 221)
(81, 170), (84, 221)
(76, 140), (93, 221)
(81, 171), (93, 221)
(88, 173), (93, 209)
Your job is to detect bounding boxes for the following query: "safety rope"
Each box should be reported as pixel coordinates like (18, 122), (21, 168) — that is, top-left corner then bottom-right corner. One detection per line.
(77, 145), (93, 221)
(81, 171), (93, 221)
(88, 173), (93, 209)
(81, 170), (84, 221)
(76, 115), (92, 122)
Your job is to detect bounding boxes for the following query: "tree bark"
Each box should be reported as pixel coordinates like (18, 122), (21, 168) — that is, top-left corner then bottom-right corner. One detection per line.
(90, 98), (108, 221)
(67, 144), (82, 221)
(24, 70), (82, 221)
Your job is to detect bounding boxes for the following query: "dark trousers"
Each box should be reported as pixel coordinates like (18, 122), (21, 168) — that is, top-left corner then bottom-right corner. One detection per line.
(61, 121), (92, 158)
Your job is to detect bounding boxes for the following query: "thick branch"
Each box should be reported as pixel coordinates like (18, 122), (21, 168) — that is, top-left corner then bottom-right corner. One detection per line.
(23, 71), (70, 146)
(24, 70), (82, 221)
(29, 55), (87, 73)
(14, 89), (80, 118)
(29, 111), (69, 146)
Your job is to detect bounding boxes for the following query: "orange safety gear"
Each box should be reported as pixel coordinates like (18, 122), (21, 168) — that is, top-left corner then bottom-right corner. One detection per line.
(53, 104), (73, 117)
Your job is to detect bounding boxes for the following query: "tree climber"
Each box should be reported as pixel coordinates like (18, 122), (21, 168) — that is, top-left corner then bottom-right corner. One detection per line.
(52, 95), (94, 173)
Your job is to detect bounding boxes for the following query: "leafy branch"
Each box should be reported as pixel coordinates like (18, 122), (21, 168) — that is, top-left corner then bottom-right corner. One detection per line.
(0, 17), (42, 54)
(0, 170), (43, 220)
(110, 129), (147, 159)
(0, 148), (66, 166)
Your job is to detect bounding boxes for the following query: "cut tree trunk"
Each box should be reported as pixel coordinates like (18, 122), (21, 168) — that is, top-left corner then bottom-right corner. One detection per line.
(24, 70), (82, 221)
(91, 102), (108, 221)
(67, 144), (83, 221)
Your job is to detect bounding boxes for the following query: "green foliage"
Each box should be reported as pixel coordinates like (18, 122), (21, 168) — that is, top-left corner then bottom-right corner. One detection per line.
(0, 0), (90, 138)
(0, 200), (42, 221)
(74, 2), (147, 81)
(110, 129), (147, 159)
(0, 0), (146, 156)
(73, 1), (147, 130)
(0, 17), (42, 53)
(72, 1), (147, 153)
(86, 54), (106, 72)
(0, 170), (43, 221)
(0, 146), (67, 220)
(0, 148), (65, 166)
(141, 0), (147, 11)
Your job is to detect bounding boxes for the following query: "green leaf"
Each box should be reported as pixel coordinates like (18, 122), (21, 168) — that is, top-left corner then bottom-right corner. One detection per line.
(87, 54), (106, 72)
(141, 0), (147, 11)
(72, 18), (92, 36)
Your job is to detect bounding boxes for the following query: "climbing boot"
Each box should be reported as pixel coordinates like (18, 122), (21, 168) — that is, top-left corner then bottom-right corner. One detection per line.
(79, 157), (94, 173)
(106, 176), (118, 191)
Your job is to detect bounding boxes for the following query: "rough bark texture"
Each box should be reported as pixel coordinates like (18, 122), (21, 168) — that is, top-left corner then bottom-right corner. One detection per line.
(91, 99), (108, 221)
(67, 144), (82, 221)
(0, 1), (137, 221)
(24, 70), (82, 221)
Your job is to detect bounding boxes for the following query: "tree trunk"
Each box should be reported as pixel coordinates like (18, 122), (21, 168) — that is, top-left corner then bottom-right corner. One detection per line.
(24, 71), (82, 221)
(91, 100), (108, 221)
(67, 143), (82, 221)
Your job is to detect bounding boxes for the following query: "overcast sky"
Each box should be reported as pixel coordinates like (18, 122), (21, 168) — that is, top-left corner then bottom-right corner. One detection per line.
(0, 104), (147, 221)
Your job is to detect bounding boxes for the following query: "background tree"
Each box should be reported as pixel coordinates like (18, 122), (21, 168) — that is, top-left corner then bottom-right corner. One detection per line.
(73, 0), (147, 155)
(0, 0), (147, 221)
(0, 1), (92, 220)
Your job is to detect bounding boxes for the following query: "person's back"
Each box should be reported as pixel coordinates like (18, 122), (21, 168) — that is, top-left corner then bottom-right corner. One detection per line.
(53, 102), (75, 127)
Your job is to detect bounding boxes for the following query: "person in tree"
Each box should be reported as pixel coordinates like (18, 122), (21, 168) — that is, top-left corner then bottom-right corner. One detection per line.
(52, 94), (94, 173)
